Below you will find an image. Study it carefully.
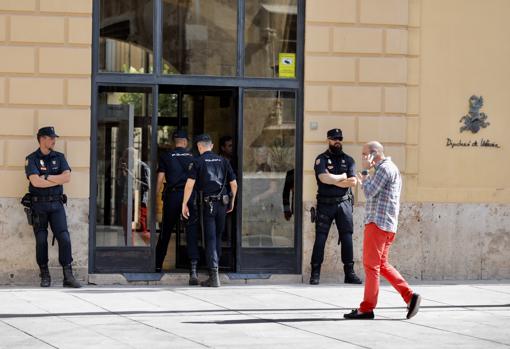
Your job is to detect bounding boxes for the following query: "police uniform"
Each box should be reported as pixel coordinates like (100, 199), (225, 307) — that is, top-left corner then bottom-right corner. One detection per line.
(155, 130), (198, 276)
(310, 128), (362, 285)
(187, 134), (236, 287)
(24, 126), (81, 288)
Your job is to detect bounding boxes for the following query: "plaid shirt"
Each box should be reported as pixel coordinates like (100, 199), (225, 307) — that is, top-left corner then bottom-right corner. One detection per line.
(361, 157), (401, 233)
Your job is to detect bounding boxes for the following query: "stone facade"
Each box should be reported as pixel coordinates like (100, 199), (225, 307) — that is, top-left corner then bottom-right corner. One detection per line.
(303, 202), (510, 282)
(0, 0), (508, 284)
(303, 0), (510, 280)
(0, 0), (92, 284)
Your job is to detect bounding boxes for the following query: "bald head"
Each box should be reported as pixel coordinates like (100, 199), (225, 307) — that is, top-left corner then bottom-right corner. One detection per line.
(367, 141), (384, 154)
(362, 141), (385, 165)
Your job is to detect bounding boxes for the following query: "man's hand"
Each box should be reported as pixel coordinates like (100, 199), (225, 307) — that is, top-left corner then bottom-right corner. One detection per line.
(182, 204), (190, 219)
(356, 172), (367, 185)
(284, 211), (292, 221)
(227, 199), (235, 214)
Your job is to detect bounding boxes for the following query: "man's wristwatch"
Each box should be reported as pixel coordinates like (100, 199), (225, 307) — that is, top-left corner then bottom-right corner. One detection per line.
(361, 169), (369, 176)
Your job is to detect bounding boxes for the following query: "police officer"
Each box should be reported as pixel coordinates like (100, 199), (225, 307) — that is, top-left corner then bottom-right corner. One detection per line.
(155, 130), (200, 285)
(182, 134), (237, 287)
(24, 127), (81, 288)
(310, 128), (362, 285)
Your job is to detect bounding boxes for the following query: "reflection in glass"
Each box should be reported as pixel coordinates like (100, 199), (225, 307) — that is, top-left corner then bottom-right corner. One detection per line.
(96, 87), (153, 247)
(99, 0), (153, 73)
(162, 0), (237, 76)
(245, 0), (297, 78)
(242, 90), (295, 248)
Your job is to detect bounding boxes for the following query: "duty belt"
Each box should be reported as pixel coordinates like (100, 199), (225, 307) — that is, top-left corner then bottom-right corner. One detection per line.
(32, 195), (63, 203)
(316, 194), (350, 204)
(203, 194), (222, 203)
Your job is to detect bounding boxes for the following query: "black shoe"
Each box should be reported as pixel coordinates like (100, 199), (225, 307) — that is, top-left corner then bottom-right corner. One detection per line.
(344, 263), (362, 284)
(189, 260), (199, 286)
(62, 265), (82, 288)
(406, 293), (422, 319)
(39, 265), (51, 288)
(309, 264), (321, 285)
(343, 309), (374, 320)
(200, 268), (220, 287)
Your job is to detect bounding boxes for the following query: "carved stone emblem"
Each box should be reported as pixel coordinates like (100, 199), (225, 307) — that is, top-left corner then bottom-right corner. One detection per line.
(460, 95), (490, 133)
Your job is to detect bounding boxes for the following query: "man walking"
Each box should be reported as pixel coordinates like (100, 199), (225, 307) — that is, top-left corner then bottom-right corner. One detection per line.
(155, 130), (199, 284)
(344, 141), (421, 320)
(182, 134), (237, 287)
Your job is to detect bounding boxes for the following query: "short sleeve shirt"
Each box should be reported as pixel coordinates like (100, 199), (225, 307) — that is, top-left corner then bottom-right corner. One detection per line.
(314, 150), (355, 198)
(188, 151), (236, 195)
(25, 149), (71, 196)
(157, 147), (194, 190)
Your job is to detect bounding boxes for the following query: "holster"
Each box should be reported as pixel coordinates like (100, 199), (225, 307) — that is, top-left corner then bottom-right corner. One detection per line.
(24, 207), (33, 226)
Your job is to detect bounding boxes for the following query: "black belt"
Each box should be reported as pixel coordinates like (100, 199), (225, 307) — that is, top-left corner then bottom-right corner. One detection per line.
(317, 194), (351, 204)
(32, 195), (63, 203)
(203, 194), (222, 203)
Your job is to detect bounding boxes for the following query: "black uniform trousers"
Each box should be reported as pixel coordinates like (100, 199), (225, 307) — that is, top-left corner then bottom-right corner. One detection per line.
(32, 201), (73, 267)
(311, 200), (354, 266)
(155, 190), (183, 269)
(185, 194), (200, 261)
(203, 200), (227, 269)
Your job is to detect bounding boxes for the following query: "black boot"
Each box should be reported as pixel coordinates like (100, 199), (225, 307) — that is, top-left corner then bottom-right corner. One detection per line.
(63, 264), (82, 288)
(39, 265), (51, 288)
(344, 263), (362, 284)
(200, 268), (220, 287)
(309, 264), (321, 285)
(189, 260), (199, 286)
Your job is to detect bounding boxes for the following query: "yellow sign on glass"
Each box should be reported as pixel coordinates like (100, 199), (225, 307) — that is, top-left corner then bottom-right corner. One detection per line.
(279, 53), (296, 78)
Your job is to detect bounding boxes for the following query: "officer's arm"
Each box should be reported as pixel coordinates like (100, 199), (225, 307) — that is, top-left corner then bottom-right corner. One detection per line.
(181, 178), (196, 219)
(318, 172), (347, 185)
(156, 172), (165, 196)
(47, 170), (71, 185)
(227, 180), (238, 213)
(28, 174), (59, 188)
(335, 176), (357, 188)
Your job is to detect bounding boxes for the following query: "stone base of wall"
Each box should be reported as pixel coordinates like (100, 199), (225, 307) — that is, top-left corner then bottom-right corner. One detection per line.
(2, 197), (508, 285)
(0, 198), (89, 286)
(302, 202), (510, 282)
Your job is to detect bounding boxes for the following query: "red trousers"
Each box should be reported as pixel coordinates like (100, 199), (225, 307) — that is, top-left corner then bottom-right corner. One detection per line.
(359, 223), (414, 313)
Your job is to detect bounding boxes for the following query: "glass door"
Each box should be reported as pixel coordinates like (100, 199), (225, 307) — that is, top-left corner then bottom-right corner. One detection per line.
(93, 86), (154, 273)
(240, 89), (297, 273)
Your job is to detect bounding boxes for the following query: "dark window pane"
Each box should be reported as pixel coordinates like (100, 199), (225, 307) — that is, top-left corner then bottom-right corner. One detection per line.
(99, 0), (153, 73)
(96, 87), (153, 247)
(245, 0), (297, 78)
(162, 0), (237, 76)
(242, 90), (296, 247)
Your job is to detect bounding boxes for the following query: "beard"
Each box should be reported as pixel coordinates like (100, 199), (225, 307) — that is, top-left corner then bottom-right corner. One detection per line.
(329, 143), (343, 155)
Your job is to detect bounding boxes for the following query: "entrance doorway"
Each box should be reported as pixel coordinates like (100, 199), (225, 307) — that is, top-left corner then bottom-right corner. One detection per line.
(93, 86), (237, 273)
(157, 86), (237, 272)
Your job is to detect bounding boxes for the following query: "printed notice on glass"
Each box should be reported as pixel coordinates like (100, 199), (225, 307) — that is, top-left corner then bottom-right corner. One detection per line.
(278, 53), (296, 78)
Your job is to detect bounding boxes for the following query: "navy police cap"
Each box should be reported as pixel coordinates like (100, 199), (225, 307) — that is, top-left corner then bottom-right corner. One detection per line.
(172, 129), (188, 139)
(37, 126), (59, 138)
(327, 128), (343, 140)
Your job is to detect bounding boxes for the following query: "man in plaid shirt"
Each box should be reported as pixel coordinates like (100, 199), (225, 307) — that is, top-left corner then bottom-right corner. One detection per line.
(344, 141), (421, 320)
